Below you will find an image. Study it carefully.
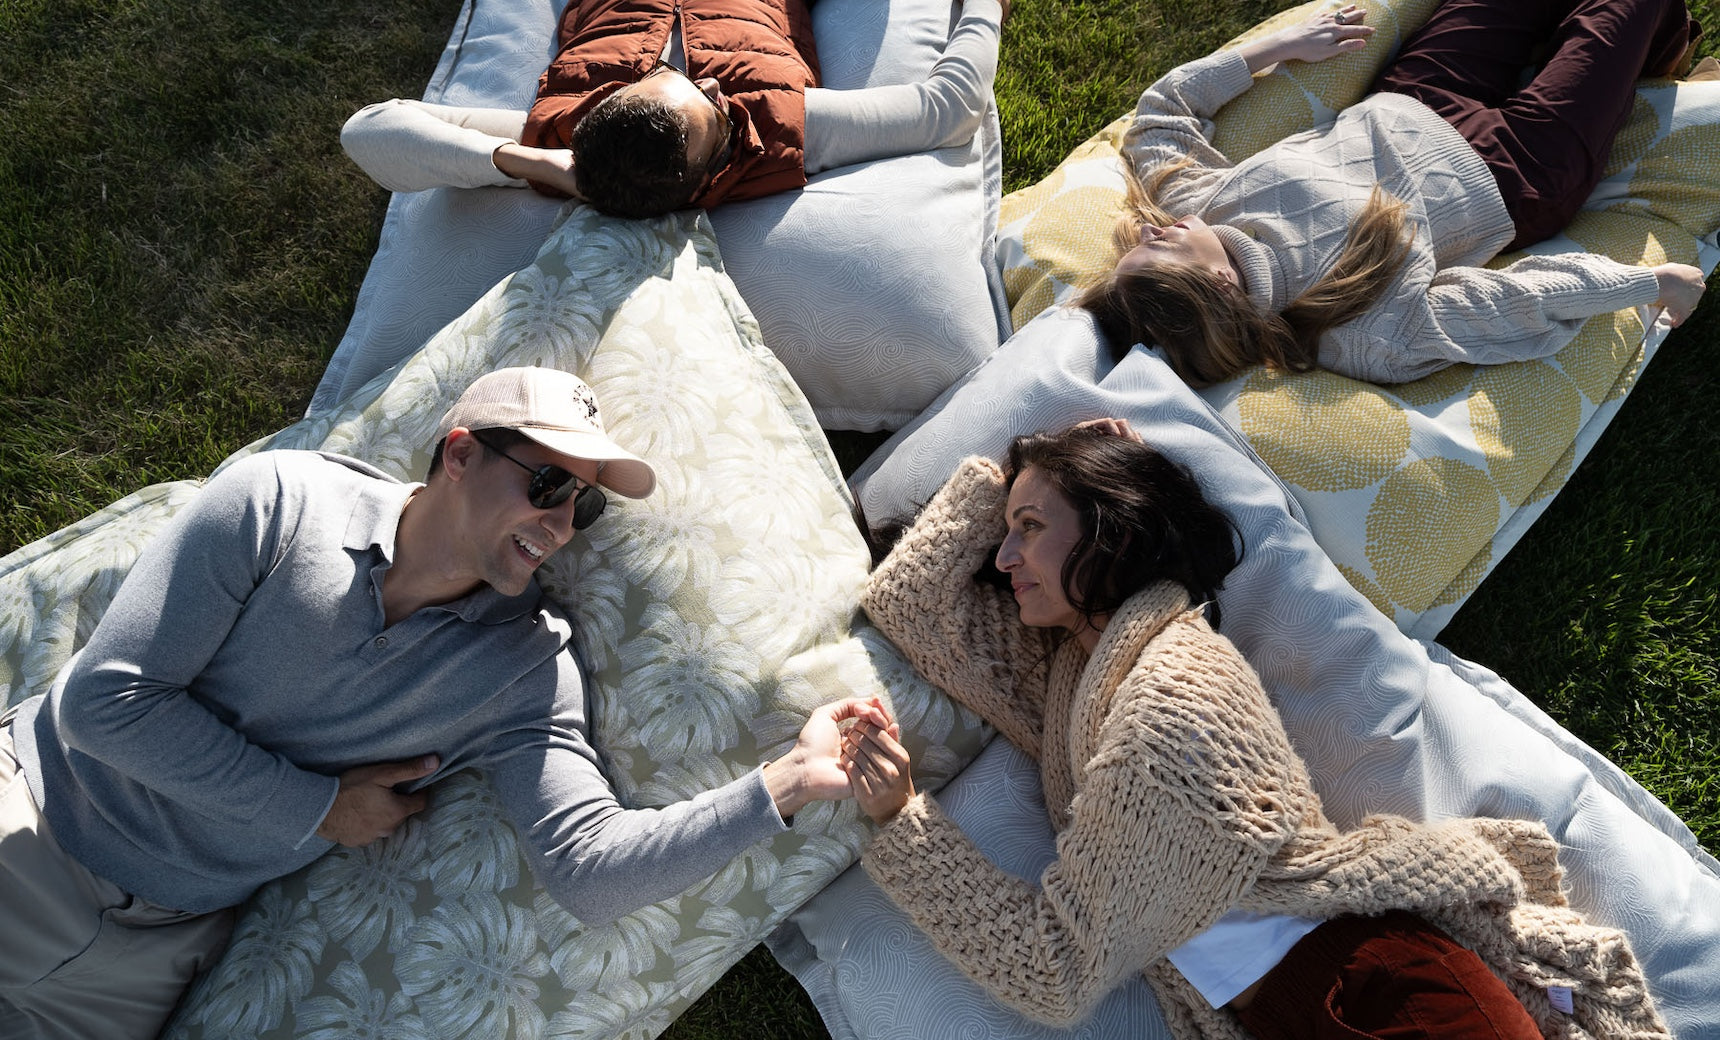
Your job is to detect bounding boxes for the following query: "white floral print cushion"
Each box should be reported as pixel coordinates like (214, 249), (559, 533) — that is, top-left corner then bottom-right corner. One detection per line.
(0, 207), (990, 1039)
(312, 0), (1007, 433)
(993, 0), (1720, 636)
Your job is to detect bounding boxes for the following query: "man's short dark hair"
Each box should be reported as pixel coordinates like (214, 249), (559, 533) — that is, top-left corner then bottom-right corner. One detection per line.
(427, 426), (531, 481)
(572, 92), (702, 219)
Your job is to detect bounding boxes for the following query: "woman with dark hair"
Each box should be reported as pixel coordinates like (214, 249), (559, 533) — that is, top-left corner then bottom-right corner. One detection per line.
(843, 419), (1667, 1039)
(1077, 0), (1707, 386)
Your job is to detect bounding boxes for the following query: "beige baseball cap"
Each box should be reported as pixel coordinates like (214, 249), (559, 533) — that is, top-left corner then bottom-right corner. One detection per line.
(438, 367), (656, 499)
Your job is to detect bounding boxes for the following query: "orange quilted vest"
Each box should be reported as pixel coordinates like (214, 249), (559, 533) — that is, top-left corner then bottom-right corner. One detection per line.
(521, 0), (820, 206)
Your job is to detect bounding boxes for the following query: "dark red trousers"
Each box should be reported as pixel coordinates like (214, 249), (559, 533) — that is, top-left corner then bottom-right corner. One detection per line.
(1372, 0), (1698, 249)
(1234, 911), (1543, 1040)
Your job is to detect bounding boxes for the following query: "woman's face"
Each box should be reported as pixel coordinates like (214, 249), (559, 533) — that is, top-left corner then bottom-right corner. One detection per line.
(1116, 214), (1236, 287)
(995, 466), (1090, 639)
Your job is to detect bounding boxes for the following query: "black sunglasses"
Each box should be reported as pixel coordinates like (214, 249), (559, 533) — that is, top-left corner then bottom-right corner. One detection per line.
(470, 430), (607, 530)
(648, 58), (736, 187)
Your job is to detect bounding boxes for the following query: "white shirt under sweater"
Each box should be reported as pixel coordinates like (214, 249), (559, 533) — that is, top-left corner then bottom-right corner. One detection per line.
(341, 0), (1002, 194)
(1121, 50), (1663, 384)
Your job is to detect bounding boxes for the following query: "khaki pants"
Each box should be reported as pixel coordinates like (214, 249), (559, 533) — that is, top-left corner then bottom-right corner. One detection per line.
(0, 715), (234, 1040)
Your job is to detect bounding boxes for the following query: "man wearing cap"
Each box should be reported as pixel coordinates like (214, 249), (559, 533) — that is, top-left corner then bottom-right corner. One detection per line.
(0, 366), (885, 1039)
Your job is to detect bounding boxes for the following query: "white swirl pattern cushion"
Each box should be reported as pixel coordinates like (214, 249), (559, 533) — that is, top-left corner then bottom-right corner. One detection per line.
(765, 306), (1720, 1040)
(0, 208), (993, 1039)
(310, 0), (1006, 432)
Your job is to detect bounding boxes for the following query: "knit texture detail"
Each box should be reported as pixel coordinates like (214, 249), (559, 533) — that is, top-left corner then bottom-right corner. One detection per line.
(1120, 50), (1664, 384)
(860, 457), (1670, 1038)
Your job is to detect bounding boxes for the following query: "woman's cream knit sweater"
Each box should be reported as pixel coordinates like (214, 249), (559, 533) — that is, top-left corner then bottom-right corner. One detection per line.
(859, 457), (1667, 1040)
(1118, 50), (1663, 384)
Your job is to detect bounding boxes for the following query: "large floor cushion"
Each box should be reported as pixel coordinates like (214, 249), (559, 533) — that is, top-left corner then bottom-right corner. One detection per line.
(786, 309), (1720, 1040)
(310, 0), (1008, 432)
(0, 208), (993, 1039)
(992, 0), (1720, 636)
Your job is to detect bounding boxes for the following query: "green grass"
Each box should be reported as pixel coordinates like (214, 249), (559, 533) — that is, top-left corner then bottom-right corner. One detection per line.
(2, 0), (1715, 1037)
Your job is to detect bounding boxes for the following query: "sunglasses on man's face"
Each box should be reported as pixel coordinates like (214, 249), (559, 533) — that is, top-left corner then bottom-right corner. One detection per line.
(648, 59), (736, 184)
(470, 431), (607, 530)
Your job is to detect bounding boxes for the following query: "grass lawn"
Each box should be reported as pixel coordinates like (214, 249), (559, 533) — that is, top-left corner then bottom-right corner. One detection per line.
(2, 0), (1715, 1037)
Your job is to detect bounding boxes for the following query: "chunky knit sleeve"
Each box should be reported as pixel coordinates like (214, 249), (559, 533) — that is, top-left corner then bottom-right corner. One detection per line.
(862, 612), (1303, 1027)
(1119, 49), (1256, 213)
(862, 457), (1054, 760)
(1322, 253), (1664, 383)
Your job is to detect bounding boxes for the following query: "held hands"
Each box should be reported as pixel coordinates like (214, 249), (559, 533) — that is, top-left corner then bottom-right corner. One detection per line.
(1652, 263), (1707, 327)
(1238, 4), (1375, 72)
(317, 754), (440, 847)
(763, 697), (895, 818)
(840, 701), (916, 825)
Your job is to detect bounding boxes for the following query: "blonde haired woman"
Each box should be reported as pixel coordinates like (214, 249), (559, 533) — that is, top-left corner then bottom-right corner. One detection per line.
(1078, 0), (1706, 386)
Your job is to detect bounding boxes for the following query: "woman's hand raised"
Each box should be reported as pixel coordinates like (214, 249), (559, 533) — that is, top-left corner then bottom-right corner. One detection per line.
(1071, 417), (1144, 442)
(1238, 4), (1375, 73)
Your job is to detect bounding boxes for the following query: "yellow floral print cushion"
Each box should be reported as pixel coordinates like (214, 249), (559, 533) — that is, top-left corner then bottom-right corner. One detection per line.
(0, 208), (989, 1040)
(995, 0), (1720, 635)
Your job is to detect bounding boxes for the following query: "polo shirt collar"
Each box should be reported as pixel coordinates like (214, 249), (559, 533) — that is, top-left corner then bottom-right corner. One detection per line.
(342, 467), (543, 626)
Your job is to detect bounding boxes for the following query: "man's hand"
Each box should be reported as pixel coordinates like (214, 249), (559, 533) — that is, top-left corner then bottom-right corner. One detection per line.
(1238, 4), (1374, 72)
(491, 143), (583, 200)
(317, 754), (440, 847)
(1652, 262), (1707, 328)
(763, 697), (894, 818)
(842, 719), (916, 824)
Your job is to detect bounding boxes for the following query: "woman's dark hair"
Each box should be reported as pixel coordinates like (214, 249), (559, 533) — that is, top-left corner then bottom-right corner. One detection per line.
(1003, 425), (1241, 627)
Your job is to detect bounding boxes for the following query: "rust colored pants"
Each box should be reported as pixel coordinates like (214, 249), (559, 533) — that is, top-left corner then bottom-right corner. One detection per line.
(1373, 0), (1698, 249)
(1234, 911), (1543, 1040)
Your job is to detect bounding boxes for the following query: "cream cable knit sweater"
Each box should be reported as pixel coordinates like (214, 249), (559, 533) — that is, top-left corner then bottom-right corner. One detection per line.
(1119, 50), (1663, 384)
(859, 457), (1668, 1040)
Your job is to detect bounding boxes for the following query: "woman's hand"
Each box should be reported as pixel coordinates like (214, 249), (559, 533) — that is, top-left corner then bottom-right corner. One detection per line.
(1072, 417), (1144, 442)
(1652, 262), (1707, 327)
(1237, 4), (1375, 73)
(764, 697), (894, 818)
(842, 710), (916, 825)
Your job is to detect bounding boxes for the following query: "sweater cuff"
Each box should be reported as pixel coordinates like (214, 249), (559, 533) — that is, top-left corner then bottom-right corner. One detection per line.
(739, 764), (792, 835)
(1179, 49), (1258, 113)
(279, 769), (342, 850)
(862, 791), (954, 889)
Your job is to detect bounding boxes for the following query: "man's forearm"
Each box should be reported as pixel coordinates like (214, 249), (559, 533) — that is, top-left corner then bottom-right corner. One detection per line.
(802, 0), (1004, 174)
(341, 99), (531, 192)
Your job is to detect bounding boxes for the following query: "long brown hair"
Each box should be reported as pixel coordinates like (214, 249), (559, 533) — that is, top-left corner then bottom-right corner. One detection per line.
(994, 425), (1241, 629)
(1077, 158), (1413, 387)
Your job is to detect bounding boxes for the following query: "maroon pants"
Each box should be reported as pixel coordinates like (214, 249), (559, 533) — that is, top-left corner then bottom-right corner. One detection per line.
(1372, 0), (1698, 249)
(1234, 911), (1543, 1040)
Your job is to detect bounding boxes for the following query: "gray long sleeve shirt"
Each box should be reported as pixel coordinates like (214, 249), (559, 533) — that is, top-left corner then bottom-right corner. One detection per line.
(12, 450), (783, 917)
